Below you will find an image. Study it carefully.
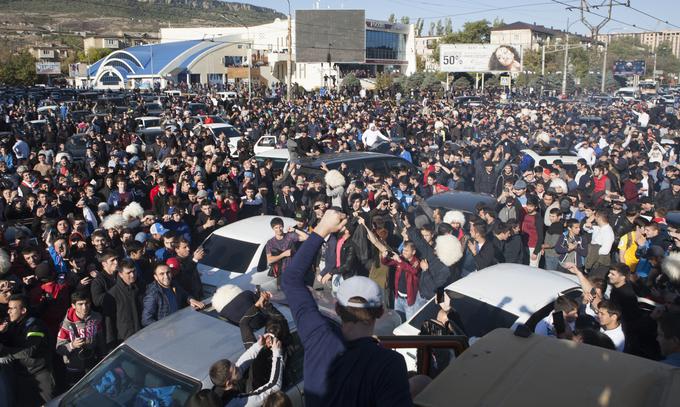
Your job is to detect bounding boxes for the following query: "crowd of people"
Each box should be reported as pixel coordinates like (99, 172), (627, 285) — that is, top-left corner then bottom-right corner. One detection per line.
(0, 83), (680, 406)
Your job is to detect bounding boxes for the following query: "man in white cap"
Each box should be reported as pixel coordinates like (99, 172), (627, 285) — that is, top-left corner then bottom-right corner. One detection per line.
(282, 209), (412, 407)
(362, 123), (390, 148)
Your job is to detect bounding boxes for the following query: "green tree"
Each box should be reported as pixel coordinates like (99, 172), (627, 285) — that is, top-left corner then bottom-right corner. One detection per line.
(656, 41), (680, 79)
(492, 18), (505, 28)
(433, 19), (491, 61)
(388, 13), (396, 23)
(416, 54), (426, 72)
(435, 20), (444, 36)
(452, 76), (472, 89)
(78, 48), (113, 64)
(444, 18), (453, 35)
(0, 51), (37, 86)
(415, 19), (424, 36)
(341, 73), (360, 90)
(429, 22), (436, 36)
(375, 72), (393, 92)
(400, 16), (410, 25)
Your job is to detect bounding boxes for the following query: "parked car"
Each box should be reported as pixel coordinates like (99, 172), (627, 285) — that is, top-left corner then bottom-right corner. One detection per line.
(292, 151), (418, 180)
(392, 264), (581, 370)
(521, 148), (579, 169)
(134, 116), (161, 130)
(46, 298), (306, 407)
(64, 134), (89, 162)
(252, 148), (290, 173)
(419, 190), (497, 219)
(197, 216), (298, 294)
(252, 135), (278, 155)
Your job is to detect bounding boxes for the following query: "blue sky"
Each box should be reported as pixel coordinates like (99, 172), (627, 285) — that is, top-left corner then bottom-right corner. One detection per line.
(240, 0), (680, 35)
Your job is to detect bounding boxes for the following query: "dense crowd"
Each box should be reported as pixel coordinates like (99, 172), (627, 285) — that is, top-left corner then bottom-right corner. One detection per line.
(1, 85), (680, 406)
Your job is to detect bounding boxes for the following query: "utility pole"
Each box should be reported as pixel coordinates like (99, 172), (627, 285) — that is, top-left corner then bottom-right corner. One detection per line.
(541, 42), (545, 96)
(286, 0), (293, 101)
(653, 51), (658, 81)
(562, 31), (569, 96)
(601, 41), (607, 93)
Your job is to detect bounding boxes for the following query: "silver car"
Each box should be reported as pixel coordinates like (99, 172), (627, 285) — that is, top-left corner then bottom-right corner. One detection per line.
(47, 300), (305, 406)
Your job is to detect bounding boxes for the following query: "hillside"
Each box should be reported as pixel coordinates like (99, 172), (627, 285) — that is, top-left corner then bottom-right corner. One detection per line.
(0, 0), (286, 49)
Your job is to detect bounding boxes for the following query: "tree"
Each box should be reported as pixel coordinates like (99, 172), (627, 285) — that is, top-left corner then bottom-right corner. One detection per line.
(452, 76), (472, 90)
(492, 18), (505, 28)
(341, 73), (361, 90)
(433, 19), (491, 61)
(400, 16), (410, 25)
(78, 48), (113, 64)
(429, 22), (436, 36)
(416, 54), (426, 72)
(656, 41), (680, 79)
(388, 14), (396, 23)
(444, 18), (453, 35)
(375, 72), (393, 92)
(415, 19), (424, 36)
(0, 51), (37, 86)
(435, 20), (444, 36)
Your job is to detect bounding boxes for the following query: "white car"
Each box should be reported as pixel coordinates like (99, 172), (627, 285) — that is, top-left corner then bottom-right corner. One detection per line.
(134, 116), (162, 130)
(521, 148), (579, 169)
(197, 216), (297, 294)
(47, 297), (305, 407)
(193, 123), (242, 157)
(253, 148), (290, 172)
(392, 264), (581, 371)
(253, 135), (278, 155)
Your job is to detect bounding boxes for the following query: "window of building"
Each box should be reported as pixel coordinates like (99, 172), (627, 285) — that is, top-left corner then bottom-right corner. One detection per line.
(104, 39), (119, 48)
(208, 73), (223, 84)
(100, 73), (120, 85)
(366, 30), (405, 60)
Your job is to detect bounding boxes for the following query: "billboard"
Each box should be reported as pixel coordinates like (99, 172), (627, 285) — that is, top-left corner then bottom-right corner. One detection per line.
(295, 9), (366, 63)
(440, 44), (523, 73)
(613, 60), (646, 76)
(35, 62), (61, 75)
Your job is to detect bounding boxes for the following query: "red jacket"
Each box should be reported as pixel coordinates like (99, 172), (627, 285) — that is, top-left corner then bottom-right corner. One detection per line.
(382, 255), (421, 306)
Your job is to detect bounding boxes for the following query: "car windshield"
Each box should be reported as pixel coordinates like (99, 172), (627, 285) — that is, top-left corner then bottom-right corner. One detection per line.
(200, 234), (259, 273)
(408, 290), (518, 338)
(212, 126), (240, 139)
(60, 346), (199, 407)
(143, 119), (160, 127)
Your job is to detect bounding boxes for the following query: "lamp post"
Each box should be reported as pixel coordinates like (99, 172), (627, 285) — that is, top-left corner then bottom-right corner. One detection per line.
(285, 0), (292, 101)
(222, 14), (252, 102)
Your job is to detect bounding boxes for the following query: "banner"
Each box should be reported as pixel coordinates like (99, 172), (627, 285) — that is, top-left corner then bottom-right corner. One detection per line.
(35, 62), (61, 75)
(440, 44), (523, 73)
(612, 60), (646, 76)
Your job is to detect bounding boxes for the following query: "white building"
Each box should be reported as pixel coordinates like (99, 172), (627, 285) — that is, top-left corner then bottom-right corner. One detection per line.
(414, 36), (440, 71)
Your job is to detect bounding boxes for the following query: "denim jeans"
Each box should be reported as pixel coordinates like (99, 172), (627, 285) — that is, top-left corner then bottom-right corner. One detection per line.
(544, 255), (560, 271)
(394, 295), (420, 322)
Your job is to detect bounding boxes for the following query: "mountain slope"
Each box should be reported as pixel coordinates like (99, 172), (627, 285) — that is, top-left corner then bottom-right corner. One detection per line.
(0, 0), (286, 33)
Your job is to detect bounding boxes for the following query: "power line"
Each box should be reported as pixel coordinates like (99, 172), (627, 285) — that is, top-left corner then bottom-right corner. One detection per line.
(551, 0), (655, 32)
(611, 0), (680, 30)
(412, 1), (581, 21)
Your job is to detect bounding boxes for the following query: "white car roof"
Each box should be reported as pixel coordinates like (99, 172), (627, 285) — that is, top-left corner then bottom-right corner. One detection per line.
(255, 149), (290, 160)
(136, 116), (161, 121)
(211, 215), (297, 244)
(444, 264), (579, 319)
(202, 123), (234, 129)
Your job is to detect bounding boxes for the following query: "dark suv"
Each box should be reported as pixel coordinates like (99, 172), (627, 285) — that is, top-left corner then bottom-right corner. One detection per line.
(295, 152), (418, 179)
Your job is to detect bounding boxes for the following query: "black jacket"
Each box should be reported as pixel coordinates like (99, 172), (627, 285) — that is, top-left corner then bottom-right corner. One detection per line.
(90, 270), (118, 346)
(107, 277), (143, 342)
(472, 240), (498, 271)
(177, 257), (204, 300)
(0, 316), (52, 375)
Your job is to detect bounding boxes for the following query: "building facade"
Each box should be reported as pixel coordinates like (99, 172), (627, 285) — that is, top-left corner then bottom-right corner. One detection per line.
(84, 33), (160, 54)
(491, 21), (586, 52)
(596, 31), (680, 59)
(414, 35), (440, 71)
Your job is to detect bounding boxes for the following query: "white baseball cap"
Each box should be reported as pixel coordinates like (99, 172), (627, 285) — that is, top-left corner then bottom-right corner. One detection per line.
(336, 276), (382, 308)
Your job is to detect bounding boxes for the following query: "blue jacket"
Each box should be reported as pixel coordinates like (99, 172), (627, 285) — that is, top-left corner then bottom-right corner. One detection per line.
(282, 234), (412, 407)
(141, 281), (191, 326)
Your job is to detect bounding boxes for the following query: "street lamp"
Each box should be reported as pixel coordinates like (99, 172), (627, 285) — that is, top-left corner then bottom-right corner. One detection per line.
(222, 14), (252, 102)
